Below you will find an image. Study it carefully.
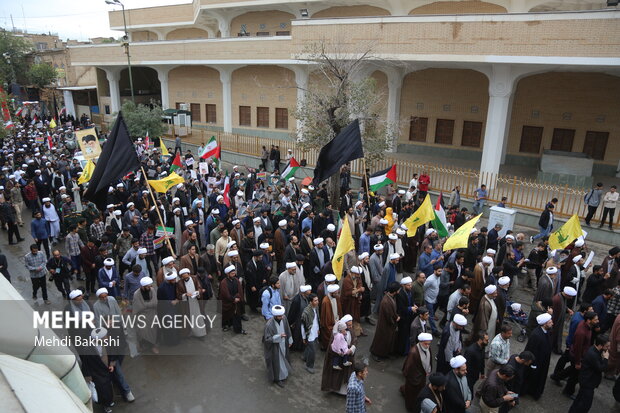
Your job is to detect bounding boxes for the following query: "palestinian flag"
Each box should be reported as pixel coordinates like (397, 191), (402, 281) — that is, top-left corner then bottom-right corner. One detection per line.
(369, 164), (396, 192)
(222, 173), (231, 207)
(281, 157), (300, 180)
(430, 193), (449, 237)
(169, 150), (182, 173)
(200, 136), (219, 159)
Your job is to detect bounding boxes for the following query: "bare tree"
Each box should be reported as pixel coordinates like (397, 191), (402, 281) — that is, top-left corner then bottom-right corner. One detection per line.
(293, 40), (396, 208)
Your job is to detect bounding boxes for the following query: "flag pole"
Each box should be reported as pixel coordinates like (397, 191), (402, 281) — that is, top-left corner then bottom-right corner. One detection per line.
(361, 157), (372, 221)
(140, 166), (176, 258)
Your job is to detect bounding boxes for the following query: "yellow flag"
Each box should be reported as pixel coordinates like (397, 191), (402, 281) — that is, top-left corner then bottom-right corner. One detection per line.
(160, 139), (169, 156)
(148, 172), (185, 193)
(77, 160), (95, 185)
(49, 118), (57, 129)
(332, 218), (355, 280)
(443, 213), (482, 251)
(548, 215), (583, 251)
(404, 194), (434, 236)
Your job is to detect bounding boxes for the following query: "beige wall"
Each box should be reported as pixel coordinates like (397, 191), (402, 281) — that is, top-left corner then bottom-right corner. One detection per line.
(399, 68), (489, 147)
(109, 4), (194, 28)
(169, 66), (223, 125)
(230, 11), (295, 36)
(132, 30), (159, 42)
(312, 5), (390, 18)
(409, 1), (507, 14)
(369, 70), (389, 119)
(166, 28), (209, 40)
(231, 65), (296, 131)
(506, 72), (620, 164)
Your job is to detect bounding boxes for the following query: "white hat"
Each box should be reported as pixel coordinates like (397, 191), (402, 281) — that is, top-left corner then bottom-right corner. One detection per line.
(396, 228), (406, 236)
(450, 355), (467, 369)
(68, 290), (82, 299)
(398, 189), (406, 195)
(103, 258), (114, 266)
(425, 228), (436, 237)
(272, 305), (285, 316)
(60, 194), (67, 199)
(313, 238), (324, 246)
(453, 314), (467, 326)
(358, 252), (369, 260)
(379, 218), (388, 225)
(212, 209), (220, 214)
(355, 200), (363, 208)
(179, 268), (190, 275)
(96, 288), (108, 297)
(164, 271), (177, 280)
(388, 233), (398, 240)
(185, 220), (194, 226)
(482, 256), (493, 265)
(418, 332), (433, 342)
(546, 267), (558, 274)
(327, 224), (335, 231)
(253, 217), (261, 223)
(400, 276), (413, 285)
(574, 238), (585, 247)
(350, 266), (361, 274)
(227, 241), (237, 248)
(107, 204), (115, 209)
(498, 276), (510, 286)
(389, 253), (400, 260)
(91, 327), (108, 340)
(137, 248), (147, 255)
(113, 210), (122, 216)
(379, 201), (386, 207)
(536, 313), (552, 325)
(286, 262), (296, 269)
(227, 250), (239, 257)
(260, 242), (269, 249)
(327, 284), (340, 293)
(127, 202), (135, 207)
(484, 284), (497, 294)
(236, 190), (243, 196)
(506, 234), (515, 240)
(325, 274), (337, 282)
(374, 244), (384, 251)
(563, 286), (577, 297)
(300, 285), (312, 293)
(42, 197), (51, 203)
(59, 186), (66, 191)
(232, 219), (240, 225)
(572, 255), (583, 263)
(140, 277), (153, 287)
(301, 189), (309, 195)
(224, 265), (236, 274)
(162, 257), (174, 265)
(511, 303), (521, 312)
(287, 177), (295, 182)
(340, 314), (353, 324)
(116, 183), (124, 188)
(308, 185), (315, 190)
(486, 249), (496, 255)
(278, 219), (287, 227)
(217, 195), (224, 201)
(302, 203), (310, 209)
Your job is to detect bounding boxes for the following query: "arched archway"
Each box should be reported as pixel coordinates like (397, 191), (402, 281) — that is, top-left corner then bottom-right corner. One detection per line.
(166, 28), (209, 40)
(230, 11), (295, 36)
(168, 66), (223, 126)
(311, 5), (390, 18)
(409, 1), (507, 14)
(131, 30), (159, 42)
(119, 67), (160, 105)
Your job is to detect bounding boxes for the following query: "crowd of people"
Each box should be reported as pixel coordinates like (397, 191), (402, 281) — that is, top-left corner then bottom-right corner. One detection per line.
(1, 117), (619, 413)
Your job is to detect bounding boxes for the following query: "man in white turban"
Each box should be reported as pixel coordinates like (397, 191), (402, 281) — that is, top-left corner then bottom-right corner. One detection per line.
(263, 305), (293, 388)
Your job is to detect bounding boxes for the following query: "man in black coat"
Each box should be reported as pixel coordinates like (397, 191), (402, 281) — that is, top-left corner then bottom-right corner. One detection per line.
(463, 330), (489, 393)
(413, 373), (447, 413)
(523, 312), (554, 400)
(245, 251), (266, 313)
(287, 286), (311, 351)
(444, 355), (473, 413)
(395, 276), (418, 356)
(568, 335), (610, 413)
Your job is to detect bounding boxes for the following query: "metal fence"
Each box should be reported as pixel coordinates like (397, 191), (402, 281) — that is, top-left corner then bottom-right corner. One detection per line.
(175, 128), (618, 226)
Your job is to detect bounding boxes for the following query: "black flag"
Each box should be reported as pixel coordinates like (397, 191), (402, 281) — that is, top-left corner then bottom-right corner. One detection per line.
(312, 119), (364, 186)
(83, 111), (140, 210)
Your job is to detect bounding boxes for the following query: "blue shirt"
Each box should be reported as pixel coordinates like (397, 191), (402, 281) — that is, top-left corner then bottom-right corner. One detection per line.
(261, 287), (282, 319)
(302, 216), (313, 232)
(475, 188), (488, 201)
(359, 233), (370, 255)
(418, 252), (434, 276)
(346, 372), (366, 413)
(30, 217), (49, 239)
(566, 312), (584, 347)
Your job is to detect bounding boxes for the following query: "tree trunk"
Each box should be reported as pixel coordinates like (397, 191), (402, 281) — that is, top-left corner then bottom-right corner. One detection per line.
(328, 174), (340, 215)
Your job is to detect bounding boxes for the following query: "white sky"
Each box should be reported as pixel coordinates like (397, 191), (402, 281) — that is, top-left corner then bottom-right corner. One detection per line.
(1, 0), (190, 41)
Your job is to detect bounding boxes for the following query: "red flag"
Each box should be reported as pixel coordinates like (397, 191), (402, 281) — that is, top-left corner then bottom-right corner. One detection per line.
(222, 173), (230, 207)
(0, 86), (10, 122)
(47, 132), (53, 149)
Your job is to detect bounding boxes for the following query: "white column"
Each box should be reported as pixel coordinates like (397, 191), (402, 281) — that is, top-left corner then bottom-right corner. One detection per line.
(105, 69), (121, 114)
(386, 68), (404, 151)
(62, 90), (76, 118)
(155, 67), (172, 109)
(480, 64), (515, 188)
(292, 66), (309, 138)
(216, 15), (231, 37)
(219, 68), (233, 133)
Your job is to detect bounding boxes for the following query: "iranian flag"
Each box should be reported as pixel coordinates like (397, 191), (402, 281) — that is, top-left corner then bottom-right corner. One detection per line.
(47, 132), (53, 149)
(169, 150), (182, 173)
(281, 157), (300, 180)
(369, 164), (397, 192)
(430, 193), (449, 237)
(144, 130), (151, 149)
(222, 173), (231, 207)
(200, 136), (219, 159)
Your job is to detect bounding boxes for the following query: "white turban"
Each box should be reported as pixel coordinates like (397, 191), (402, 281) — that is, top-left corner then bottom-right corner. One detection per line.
(179, 268), (190, 275)
(103, 258), (114, 266)
(400, 276), (413, 285)
(140, 277), (154, 287)
(325, 274), (337, 282)
(486, 249), (496, 255)
(418, 332), (433, 342)
(350, 266), (361, 274)
(374, 244), (384, 251)
(137, 248), (147, 255)
(113, 210), (122, 216)
(253, 217), (261, 223)
(272, 305), (285, 316)
(425, 228), (436, 237)
(327, 224), (335, 231)
(286, 262), (297, 269)
(91, 327), (108, 340)
(388, 233), (398, 240)
(300, 285), (312, 293)
(453, 314), (467, 326)
(260, 243), (269, 249)
(396, 228), (406, 236)
(450, 355), (467, 369)
(327, 284), (340, 294)
(546, 267), (558, 274)
(227, 250), (239, 257)
(69, 290), (82, 299)
(482, 257), (493, 265)
(484, 284), (497, 294)
(162, 257), (174, 265)
(96, 288), (108, 297)
(185, 220), (194, 226)
(511, 303), (521, 312)
(498, 276), (510, 286)
(232, 219), (240, 225)
(227, 241), (237, 248)
(563, 286), (577, 297)
(575, 238), (585, 247)
(42, 197), (51, 203)
(224, 265), (236, 274)
(536, 313), (552, 325)
(313, 238), (324, 246)
(164, 272), (177, 281)
(278, 219), (287, 227)
(390, 253), (400, 260)
(127, 202), (135, 208)
(358, 252), (369, 260)
(212, 209), (219, 214)
(572, 255), (583, 263)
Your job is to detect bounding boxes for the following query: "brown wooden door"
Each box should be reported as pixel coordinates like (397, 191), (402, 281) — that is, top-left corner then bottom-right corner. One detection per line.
(190, 103), (201, 122)
(550, 128), (575, 152)
(239, 106), (251, 126)
(409, 117), (428, 142)
(205, 104), (216, 124)
(461, 121), (483, 147)
(582, 131), (608, 160)
(519, 125), (544, 153)
(257, 107), (269, 128)
(435, 119), (454, 144)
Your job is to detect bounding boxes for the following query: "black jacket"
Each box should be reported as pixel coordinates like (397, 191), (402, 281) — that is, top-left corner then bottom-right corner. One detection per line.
(444, 370), (468, 413)
(579, 345), (608, 389)
(538, 209), (552, 229)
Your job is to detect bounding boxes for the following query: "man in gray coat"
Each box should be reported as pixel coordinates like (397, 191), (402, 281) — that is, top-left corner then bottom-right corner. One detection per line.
(584, 182), (603, 226)
(263, 305), (293, 387)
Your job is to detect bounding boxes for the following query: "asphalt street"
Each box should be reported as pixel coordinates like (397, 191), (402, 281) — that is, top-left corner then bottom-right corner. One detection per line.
(3, 212), (619, 413)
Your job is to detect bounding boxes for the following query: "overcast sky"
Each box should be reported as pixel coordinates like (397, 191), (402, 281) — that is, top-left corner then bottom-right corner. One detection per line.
(1, 0), (190, 41)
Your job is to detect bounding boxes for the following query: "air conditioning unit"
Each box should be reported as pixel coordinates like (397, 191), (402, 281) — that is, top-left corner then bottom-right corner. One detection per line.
(179, 103), (189, 111)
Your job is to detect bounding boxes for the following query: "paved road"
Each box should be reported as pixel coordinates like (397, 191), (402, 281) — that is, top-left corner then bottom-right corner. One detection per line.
(3, 214), (618, 413)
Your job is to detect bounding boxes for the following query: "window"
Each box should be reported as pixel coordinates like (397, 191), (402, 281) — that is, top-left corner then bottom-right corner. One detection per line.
(36, 42), (48, 51)
(205, 104), (216, 124)
(408, 117), (428, 142)
(435, 119), (454, 144)
(175, 103), (181, 110)
(551, 128), (575, 152)
(256, 32), (270, 36)
(276, 31), (290, 36)
(583, 131), (609, 160)
(519, 126), (543, 153)
(239, 106), (251, 126)
(461, 121), (483, 147)
(275, 108), (288, 129)
(105, 105), (110, 115)
(257, 107), (269, 128)
(190, 103), (201, 122)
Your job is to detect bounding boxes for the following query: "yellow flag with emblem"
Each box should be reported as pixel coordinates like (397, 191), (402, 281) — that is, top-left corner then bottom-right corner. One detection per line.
(148, 172), (185, 193)
(443, 213), (482, 251)
(160, 138), (169, 156)
(77, 160), (95, 185)
(49, 118), (57, 129)
(332, 218), (355, 280)
(404, 194), (434, 236)
(548, 214), (583, 251)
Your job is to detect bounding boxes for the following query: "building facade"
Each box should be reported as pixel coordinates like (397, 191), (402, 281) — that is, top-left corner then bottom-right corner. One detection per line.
(68, 0), (620, 179)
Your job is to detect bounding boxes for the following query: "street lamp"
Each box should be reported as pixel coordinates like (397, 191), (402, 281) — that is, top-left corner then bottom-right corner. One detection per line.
(105, 0), (135, 102)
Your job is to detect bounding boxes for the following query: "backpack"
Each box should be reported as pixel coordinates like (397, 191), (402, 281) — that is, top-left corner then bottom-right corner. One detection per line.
(584, 189), (594, 204)
(259, 286), (272, 302)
